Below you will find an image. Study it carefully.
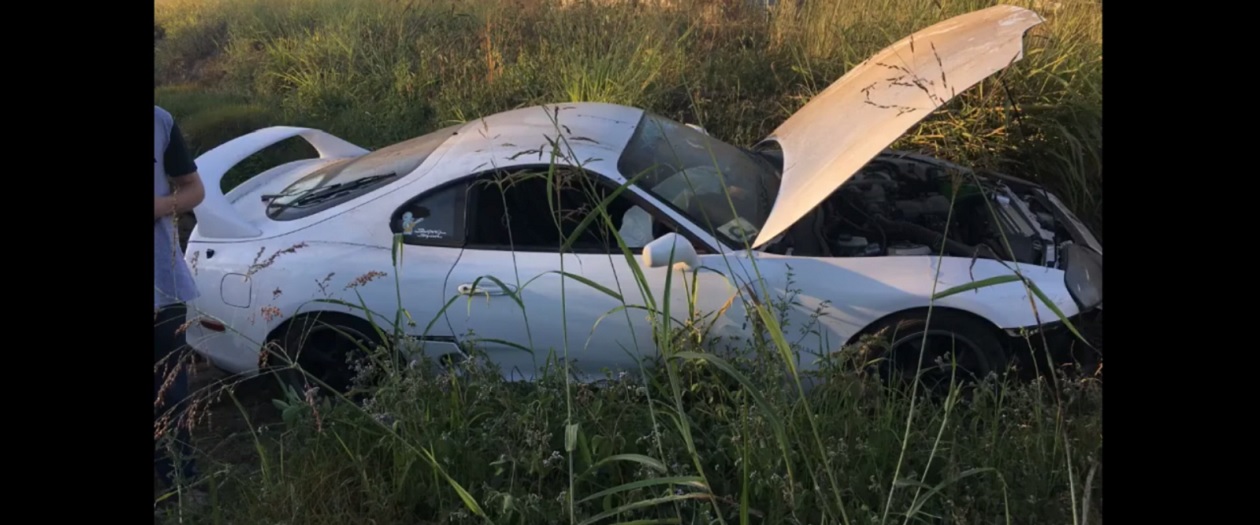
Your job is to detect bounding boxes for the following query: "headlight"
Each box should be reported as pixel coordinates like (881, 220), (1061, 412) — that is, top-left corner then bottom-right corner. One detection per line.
(1063, 244), (1102, 310)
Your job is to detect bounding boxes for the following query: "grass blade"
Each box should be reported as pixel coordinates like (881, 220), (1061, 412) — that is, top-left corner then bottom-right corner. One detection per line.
(930, 275), (1022, 299)
(576, 476), (706, 504)
(578, 493), (712, 525)
(593, 453), (669, 475)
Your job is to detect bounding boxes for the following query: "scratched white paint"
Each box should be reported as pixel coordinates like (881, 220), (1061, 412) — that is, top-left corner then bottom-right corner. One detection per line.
(179, 5), (1095, 385)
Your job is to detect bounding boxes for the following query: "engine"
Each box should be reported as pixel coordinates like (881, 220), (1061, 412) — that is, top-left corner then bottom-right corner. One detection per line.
(802, 157), (1063, 267)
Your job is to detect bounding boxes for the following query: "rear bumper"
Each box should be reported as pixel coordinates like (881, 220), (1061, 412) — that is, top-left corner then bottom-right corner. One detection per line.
(183, 305), (270, 376)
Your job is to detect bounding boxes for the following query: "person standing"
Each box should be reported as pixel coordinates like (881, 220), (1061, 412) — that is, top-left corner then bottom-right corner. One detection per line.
(153, 105), (206, 502)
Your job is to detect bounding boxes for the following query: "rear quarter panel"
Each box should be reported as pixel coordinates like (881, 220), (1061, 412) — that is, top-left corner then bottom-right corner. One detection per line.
(183, 224), (408, 374)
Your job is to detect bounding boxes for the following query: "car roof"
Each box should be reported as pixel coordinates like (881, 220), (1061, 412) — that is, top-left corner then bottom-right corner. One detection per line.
(409, 102), (647, 190)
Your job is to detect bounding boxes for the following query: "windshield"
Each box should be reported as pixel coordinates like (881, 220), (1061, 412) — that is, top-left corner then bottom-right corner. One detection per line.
(617, 112), (781, 248)
(266, 123), (460, 221)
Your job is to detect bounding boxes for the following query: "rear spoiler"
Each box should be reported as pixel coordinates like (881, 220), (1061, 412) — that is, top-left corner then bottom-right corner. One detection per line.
(192, 126), (369, 239)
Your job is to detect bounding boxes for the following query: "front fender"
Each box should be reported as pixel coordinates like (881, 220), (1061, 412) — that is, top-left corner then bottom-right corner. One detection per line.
(927, 258), (1079, 329)
(749, 254), (1078, 354)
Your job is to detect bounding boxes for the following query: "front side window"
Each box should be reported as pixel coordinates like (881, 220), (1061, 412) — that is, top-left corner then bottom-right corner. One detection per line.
(266, 124), (461, 221)
(617, 112), (781, 248)
(462, 166), (692, 253)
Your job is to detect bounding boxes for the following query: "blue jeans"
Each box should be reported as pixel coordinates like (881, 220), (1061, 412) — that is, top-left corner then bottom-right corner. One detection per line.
(154, 303), (199, 488)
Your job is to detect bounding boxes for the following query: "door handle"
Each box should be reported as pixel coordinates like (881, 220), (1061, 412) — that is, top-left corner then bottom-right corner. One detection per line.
(457, 282), (513, 296)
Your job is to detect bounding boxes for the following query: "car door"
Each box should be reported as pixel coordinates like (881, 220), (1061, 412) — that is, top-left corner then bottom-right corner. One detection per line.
(384, 178), (477, 367)
(433, 164), (744, 382)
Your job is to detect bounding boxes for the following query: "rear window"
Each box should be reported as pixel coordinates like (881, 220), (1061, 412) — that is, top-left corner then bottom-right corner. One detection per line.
(265, 124), (461, 221)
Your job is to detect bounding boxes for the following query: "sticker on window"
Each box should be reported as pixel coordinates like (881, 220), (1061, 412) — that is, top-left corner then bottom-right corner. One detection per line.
(401, 211), (417, 234)
(410, 228), (448, 240)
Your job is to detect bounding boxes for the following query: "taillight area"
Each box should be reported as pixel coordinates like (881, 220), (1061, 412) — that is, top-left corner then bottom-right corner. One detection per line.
(199, 318), (227, 332)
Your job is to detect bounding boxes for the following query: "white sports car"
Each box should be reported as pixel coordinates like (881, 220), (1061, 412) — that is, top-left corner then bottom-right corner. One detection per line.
(181, 5), (1101, 392)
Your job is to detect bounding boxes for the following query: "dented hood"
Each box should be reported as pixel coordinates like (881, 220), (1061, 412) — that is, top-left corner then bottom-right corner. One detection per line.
(751, 5), (1044, 248)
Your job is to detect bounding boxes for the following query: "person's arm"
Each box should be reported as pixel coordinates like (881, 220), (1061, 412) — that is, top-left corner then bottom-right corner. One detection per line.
(155, 122), (206, 221)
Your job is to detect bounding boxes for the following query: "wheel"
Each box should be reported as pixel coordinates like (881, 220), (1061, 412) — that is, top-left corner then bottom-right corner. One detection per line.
(269, 312), (390, 396)
(857, 309), (1009, 396)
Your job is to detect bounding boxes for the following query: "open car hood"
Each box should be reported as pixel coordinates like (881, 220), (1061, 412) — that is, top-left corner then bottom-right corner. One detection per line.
(751, 5), (1044, 248)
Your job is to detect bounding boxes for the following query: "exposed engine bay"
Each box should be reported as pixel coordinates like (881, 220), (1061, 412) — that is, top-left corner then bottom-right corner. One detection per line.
(770, 152), (1088, 270)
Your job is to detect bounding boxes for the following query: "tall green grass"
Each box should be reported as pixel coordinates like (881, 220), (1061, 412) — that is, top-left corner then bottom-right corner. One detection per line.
(155, 0), (1102, 237)
(159, 212), (1102, 524)
(153, 1), (1102, 524)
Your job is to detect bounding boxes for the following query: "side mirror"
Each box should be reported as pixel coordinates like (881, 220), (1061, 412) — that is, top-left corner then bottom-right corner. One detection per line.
(643, 233), (699, 269)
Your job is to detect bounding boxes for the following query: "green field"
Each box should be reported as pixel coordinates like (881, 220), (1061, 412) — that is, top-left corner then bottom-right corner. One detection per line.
(153, 0), (1103, 523)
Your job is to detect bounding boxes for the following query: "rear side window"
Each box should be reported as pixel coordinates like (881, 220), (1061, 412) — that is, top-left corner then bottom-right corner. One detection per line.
(265, 124), (461, 221)
(391, 182), (468, 248)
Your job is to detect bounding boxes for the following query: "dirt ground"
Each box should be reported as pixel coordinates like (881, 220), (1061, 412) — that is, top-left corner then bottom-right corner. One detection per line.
(153, 354), (279, 507)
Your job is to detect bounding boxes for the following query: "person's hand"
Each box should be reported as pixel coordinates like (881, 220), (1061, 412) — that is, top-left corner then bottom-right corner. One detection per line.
(155, 195), (171, 222)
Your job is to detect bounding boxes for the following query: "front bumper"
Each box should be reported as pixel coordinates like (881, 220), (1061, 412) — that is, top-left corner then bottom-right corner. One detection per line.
(1002, 307), (1102, 377)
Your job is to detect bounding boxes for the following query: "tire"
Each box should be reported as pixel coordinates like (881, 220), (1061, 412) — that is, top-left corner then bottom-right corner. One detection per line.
(857, 309), (1009, 396)
(269, 312), (390, 396)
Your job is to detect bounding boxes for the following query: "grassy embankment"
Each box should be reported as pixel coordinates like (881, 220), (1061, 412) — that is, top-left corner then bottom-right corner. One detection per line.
(153, 1), (1102, 524)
